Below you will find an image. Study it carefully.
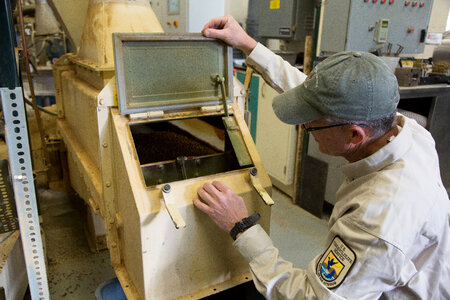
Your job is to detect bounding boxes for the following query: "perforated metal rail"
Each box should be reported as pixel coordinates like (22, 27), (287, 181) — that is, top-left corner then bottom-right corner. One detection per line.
(0, 87), (49, 299)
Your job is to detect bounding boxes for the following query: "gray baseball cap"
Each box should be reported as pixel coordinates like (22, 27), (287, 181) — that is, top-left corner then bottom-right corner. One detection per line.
(272, 51), (400, 125)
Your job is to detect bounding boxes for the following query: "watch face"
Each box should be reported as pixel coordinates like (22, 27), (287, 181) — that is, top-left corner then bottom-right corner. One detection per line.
(168, 0), (180, 14)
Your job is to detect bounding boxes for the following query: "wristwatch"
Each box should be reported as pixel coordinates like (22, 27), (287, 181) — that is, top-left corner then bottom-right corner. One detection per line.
(230, 213), (260, 240)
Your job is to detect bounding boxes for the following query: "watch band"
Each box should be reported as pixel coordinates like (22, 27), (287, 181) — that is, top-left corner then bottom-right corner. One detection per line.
(230, 213), (261, 240)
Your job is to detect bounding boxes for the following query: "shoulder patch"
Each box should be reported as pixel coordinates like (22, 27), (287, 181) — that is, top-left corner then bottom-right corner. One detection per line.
(316, 236), (356, 289)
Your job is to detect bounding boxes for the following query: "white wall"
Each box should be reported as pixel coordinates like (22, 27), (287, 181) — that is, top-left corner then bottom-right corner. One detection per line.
(447, 10), (450, 31)
(428, 0), (449, 33)
(188, 0), (225, 32)
(224, 0), (249, 29)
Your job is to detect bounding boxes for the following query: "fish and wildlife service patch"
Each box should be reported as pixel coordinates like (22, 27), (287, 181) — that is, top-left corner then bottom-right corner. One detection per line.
(316, 236), (356, 289)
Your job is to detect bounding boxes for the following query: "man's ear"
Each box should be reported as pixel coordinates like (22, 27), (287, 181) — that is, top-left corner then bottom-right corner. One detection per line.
(347, 125), (367, 145)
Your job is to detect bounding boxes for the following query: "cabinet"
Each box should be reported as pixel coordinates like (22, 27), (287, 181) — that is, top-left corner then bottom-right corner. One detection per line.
(256, 81), (298, 188)
(236, 71), (299, 196)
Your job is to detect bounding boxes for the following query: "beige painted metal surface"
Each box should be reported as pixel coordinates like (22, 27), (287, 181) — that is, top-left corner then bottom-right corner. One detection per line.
(54, 70), (273, 300)
(108, 103), (271, 299)
(53, 2), (273, 298)
(48, 0), (89, 50)
(35, 0), (60, 35)
(78, 0), (163, 67)
(52, 0), (162, 258)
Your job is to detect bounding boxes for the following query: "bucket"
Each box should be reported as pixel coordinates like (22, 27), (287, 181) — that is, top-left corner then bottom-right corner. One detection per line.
(95, 278), (126, 300)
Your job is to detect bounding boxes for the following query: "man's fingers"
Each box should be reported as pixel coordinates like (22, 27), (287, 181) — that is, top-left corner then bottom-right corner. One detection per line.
(203, 182), (224, 200)
(202, 16), (228, 32)
(203, 28), (228, 40)
(212, 181), (231, 193)
(197, 186), (217, 205)
(193, 198), (212, 214)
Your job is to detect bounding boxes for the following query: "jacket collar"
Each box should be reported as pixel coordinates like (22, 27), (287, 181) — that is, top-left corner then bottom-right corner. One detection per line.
(340, 115), (412, 180)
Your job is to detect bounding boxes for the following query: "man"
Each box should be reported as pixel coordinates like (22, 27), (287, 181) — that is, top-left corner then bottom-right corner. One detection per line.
(193, 15), (450, 299)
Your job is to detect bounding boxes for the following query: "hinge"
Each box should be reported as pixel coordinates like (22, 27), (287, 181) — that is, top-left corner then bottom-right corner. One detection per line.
(200, 104), (232, 113)
(129, 110), (164, 121)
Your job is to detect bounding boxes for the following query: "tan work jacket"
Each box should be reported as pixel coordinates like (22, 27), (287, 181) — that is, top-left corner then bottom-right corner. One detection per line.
(235, 43), (450, 299)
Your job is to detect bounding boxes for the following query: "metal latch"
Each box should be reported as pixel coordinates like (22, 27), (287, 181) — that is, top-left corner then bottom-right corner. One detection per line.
(161, 184), (186, 229)
(216, 75), (229, 117)
(249, 168), (274, 206)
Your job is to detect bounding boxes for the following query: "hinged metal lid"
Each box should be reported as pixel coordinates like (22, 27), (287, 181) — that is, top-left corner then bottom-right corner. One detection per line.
(113, 33), (233, 115)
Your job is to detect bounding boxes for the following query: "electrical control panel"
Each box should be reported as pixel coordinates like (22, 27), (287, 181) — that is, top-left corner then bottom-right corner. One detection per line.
(320, 0), (434, 54)
(258, 0), (315, 41)
(150, 0), (186, 33)
(150, 0), (224, 33)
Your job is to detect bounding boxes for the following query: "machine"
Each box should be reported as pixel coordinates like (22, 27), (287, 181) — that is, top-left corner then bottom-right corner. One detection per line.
(257, 0), (434, 54)
(53, 1), (273, 298)
(319, 0), (434, 54)
(257, 0), (316, 41)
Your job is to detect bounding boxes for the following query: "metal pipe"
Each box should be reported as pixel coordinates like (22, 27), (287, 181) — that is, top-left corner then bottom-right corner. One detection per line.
(23, 95), (57, 116)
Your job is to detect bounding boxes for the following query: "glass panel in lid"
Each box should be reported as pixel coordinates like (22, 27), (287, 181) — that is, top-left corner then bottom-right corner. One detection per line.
(114, 33), (233, 115)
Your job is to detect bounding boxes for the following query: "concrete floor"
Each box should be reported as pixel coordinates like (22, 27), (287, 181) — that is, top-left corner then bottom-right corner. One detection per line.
(270, 188), (328, 269)
(39, 187), (328, 299)
(39, 189), (115, 299)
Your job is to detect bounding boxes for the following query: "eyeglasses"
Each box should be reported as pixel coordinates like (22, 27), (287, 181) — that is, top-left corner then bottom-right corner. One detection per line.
(301, 123), (368, 132)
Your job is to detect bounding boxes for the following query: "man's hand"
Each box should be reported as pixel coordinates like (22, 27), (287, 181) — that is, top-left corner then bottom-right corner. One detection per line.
(193, 181), (249, 233)
(202, 15), (257, 56)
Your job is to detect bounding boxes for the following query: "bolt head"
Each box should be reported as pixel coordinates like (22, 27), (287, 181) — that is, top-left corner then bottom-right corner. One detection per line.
(163, 184), (171, 193)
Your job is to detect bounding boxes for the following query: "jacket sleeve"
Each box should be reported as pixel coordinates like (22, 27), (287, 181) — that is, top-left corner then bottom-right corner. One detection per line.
(233, 220), (410, 300)
(245, 43), (307, 93)
(233, 225), (344, 300)
(320, 216), (416, 300)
